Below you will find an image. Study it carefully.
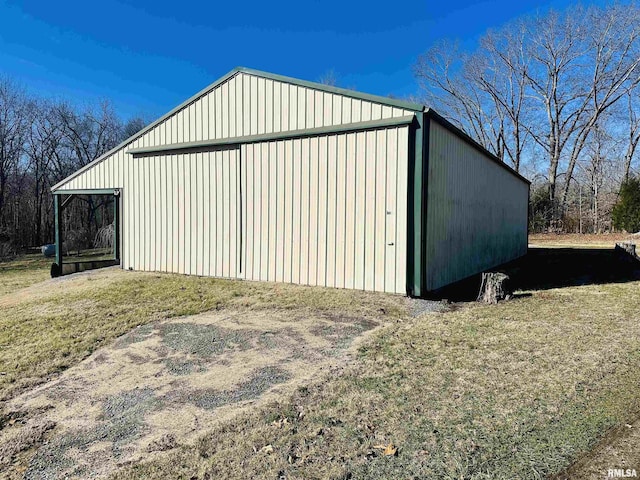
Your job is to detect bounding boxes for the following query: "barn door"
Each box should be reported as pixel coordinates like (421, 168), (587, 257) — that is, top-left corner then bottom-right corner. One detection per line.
(238, 127), (408, 293)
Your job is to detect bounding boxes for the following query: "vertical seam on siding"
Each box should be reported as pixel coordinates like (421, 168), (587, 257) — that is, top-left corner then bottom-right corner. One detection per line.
(343, 134), (347, 287)
(363, 132), (368, 290)
(222, 150), (226, 276)
(353, 133), (357, 288)
(200, 153), (205, 275)
(273, 142), (277, 281)
(214, 153), (218, 275)
(298, 140), (303, 284)
(239, 147), (243, 277)
(306, 139), (311, 285)
(257, 146), (262, 280)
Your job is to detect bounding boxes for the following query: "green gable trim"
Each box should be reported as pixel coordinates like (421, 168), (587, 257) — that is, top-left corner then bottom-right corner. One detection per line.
(127, 115), (417, 156)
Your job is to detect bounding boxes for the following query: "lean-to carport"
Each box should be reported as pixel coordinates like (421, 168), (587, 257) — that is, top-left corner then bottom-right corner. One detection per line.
(51, 188), (121, 277)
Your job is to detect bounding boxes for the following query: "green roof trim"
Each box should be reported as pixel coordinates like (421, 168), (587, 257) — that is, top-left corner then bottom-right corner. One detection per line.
(127, 115), (416, 156)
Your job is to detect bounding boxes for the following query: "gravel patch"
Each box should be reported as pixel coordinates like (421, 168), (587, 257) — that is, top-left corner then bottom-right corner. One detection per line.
(160, 323), (253, 357)
(0, 420), (56, 470)
(113, 324), (155, 349)
(25, 387), (161, 479)
(175, 366), (291, 411)
(310, 317), (378, 355)
(407, 298), (451, 317)
(164, 357), (205, 376)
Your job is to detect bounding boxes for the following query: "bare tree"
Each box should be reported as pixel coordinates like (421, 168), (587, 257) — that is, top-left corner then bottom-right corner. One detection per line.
(317, 69), (339, 87)
(24, 101), (64, 244)
(0, 78), (29, 230)
(622, 91), (640, 181)
(415, 40), (507, 161)
(416, 3), (640, 225)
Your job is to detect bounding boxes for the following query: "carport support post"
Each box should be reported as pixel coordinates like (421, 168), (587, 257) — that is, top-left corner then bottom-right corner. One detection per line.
(113, 192), (120, 261)
(54, 194), (63, 269)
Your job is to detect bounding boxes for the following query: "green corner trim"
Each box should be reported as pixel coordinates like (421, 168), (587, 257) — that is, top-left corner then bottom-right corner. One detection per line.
(407, 112), (425, 297)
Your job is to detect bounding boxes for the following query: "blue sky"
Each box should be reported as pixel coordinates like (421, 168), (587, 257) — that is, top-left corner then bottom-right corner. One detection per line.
(0, 0), (601, 120)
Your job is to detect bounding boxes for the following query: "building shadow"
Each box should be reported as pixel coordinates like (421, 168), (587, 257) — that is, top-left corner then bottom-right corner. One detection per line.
(428, 247), (640, 302)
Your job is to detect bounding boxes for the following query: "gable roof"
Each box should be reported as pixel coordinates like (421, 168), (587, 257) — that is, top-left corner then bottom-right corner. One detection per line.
(51, 67), (530, 192)
(51, 67), (424, 191)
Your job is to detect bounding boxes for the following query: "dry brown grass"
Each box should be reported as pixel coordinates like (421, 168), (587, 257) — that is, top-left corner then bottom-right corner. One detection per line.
(0, 255), (51, 297)
(0, 268), (406, 403)
(2, 307), (392, 479)
(529, 233), (632, 248)
(111, 280), (640, 479)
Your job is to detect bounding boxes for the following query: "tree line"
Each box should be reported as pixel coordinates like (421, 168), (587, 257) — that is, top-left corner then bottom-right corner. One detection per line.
(0, 77), (146, 257)
(2, 2), (640, 260)
(415, 2), (640, 233)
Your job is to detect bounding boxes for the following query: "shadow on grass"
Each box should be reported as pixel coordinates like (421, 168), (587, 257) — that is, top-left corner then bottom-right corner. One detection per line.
(429, 247), (640, 302)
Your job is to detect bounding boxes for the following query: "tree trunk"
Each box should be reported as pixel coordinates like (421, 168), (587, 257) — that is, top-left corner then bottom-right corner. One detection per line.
(477, 272), (513, 304)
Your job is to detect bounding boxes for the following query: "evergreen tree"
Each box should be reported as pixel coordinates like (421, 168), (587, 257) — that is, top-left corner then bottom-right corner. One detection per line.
(612, 176), (640, 233)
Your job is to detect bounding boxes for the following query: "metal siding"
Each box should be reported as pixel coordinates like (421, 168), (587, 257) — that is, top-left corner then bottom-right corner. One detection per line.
(283, 140), (294, 283)
(55, 71), (413, 192)
(238, 126), (408, 293)
(291, 140), (301, 284)
(364, 130), (376, 291)
(374, 129), (386, 292)
(326, 135), (338, 288)
(395, 127), (409, 294)
(52, 71), (412, 294)
(299, 139), (310, 284)
(425, 121), (528, 290)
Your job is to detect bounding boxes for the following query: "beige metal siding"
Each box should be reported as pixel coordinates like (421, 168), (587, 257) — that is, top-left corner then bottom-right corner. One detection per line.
(53, 70), (412, 293)
(55, 71), (413, 192)
(425, 121), (528, 291)
(60, 148), (241, 276)
(241, 125), (409, 294)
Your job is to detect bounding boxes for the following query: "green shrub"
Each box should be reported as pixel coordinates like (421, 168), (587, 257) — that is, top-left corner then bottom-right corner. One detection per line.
(612, 176), (640, 233)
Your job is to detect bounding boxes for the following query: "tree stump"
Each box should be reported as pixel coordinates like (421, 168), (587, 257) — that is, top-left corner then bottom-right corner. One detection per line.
(477, 272), (512, 304)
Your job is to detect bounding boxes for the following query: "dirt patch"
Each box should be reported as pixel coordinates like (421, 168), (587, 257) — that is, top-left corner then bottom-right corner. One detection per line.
(0, 308), (386, 479)
(552, 417), (640, 479)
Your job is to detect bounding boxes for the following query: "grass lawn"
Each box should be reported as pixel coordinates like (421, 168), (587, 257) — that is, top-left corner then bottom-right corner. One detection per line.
(529, 232), (633, 248)
(111, 279), (640, 479)
(2, 242), (640, 479)
(0, 255), (51, 297)
(0, 266), (406, 403)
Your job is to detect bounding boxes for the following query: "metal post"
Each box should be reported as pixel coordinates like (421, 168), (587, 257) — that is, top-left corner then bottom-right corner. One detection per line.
(113, 193), (120, 261)
(54, 194), (63, 274)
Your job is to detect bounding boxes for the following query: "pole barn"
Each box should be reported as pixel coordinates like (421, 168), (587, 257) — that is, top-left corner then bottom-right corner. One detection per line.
(51, 67), (529, 296)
